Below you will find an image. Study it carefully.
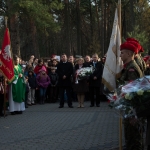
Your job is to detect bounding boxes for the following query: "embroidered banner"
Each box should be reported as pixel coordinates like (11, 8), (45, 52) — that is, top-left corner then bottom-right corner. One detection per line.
(0, 28), (14, 82)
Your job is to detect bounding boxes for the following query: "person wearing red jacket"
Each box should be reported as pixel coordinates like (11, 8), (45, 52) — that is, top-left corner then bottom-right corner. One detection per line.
(34, 59), (47, 75)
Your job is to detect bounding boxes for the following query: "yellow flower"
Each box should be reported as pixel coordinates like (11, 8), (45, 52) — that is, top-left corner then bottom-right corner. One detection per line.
(137, 90), (144, 95)
(125, 93), (132, 100)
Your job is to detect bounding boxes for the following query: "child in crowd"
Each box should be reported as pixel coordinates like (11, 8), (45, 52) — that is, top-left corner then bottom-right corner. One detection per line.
(0, 72), (4, 116)
(49, 67), (59, 103)
(28, 69), (37, 105)
(24, 76), (29, 108)
(36, 66), (50, 104)
(51, 59), (58, 67)
(24, 64), (33, 76)
(46, 61), (52, 103)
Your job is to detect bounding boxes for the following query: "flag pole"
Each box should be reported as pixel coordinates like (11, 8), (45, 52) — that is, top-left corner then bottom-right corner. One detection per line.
(117, 0), (122, 150)
(3, 76), (6, 117)
(3, 16), (8, 118)
(118, 0), (121, 37)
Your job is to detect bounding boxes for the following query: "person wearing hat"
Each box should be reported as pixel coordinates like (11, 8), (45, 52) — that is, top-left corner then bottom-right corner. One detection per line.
(144, 55), (150, 69)
(138, 45), (147, 73)
(143, 55), (150, 150)
(126, 38), (146, 74)
(36, 66), (50, 104)
(119, 41), (143, 150)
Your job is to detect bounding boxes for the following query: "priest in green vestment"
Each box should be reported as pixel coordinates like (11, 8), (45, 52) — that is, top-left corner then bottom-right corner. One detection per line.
(9, 55), (26, 115)
(12, 63), (25, 102)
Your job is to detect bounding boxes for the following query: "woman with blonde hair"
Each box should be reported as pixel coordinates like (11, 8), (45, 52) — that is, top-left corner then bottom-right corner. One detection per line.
(73, 58), (88, 108)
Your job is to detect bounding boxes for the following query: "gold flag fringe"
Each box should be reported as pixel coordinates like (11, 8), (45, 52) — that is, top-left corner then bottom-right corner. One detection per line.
(102, 77), (114, 92)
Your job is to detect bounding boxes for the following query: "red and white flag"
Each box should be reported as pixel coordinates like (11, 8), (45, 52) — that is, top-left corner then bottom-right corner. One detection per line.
(0, 28), (14, 82)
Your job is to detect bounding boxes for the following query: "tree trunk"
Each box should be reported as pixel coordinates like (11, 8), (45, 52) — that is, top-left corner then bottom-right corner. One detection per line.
(106, 2), (110, 53)
(104, 1), (107, 55)
(89, 0), (93, 45)
(30, 20), (40, 58)
(95, 0), (100, 40)
(130, 0), (134, 31)
(76, 0), (81, 55)
(64, 0), (70, 55)
(9, 13), (21, 57)
(100, 0), (104, 56)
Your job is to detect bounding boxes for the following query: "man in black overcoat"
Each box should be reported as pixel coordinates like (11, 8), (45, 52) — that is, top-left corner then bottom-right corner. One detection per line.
(56, 53), (74, 108)
(89, 53), (103, 107)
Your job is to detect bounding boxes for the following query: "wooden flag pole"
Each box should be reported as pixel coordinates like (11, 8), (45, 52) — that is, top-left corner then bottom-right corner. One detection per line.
(3, 76), (6, 117)
(3, 16), (8, 118)
(118, 0), (123, 150)
(119, 115), (123, 150)
(118, 0), (121, 37)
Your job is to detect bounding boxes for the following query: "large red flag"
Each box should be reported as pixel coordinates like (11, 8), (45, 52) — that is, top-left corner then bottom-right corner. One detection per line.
(0, 28), (14, 82)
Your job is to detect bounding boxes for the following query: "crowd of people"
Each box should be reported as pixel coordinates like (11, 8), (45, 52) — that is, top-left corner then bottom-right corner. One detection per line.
(0, 52), (105, 116)
(1, 37), (150, 149)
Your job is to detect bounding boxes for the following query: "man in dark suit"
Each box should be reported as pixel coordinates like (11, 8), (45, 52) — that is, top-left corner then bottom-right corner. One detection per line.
(56, 53), (74, 108)
(89, 53), (103, 107)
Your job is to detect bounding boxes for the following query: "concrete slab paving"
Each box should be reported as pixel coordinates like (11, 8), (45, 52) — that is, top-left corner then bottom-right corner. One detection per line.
(0, 102), (128, 150)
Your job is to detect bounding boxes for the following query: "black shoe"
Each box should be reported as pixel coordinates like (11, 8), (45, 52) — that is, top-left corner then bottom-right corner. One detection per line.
(18, 111), (22, 114)
(59, 106), (64, 108)
(0, 113), (7, 117)
(15, 111), (22, 114)
(68, 106), (73, 108)
(11, 112), (16, 115)
(96, 104), (100, 107)
(90, 105), (94, 107)
(0, 113), (4, 117)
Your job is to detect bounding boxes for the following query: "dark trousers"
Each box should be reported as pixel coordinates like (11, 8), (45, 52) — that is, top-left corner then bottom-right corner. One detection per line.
(46, 85), (51, 102)
(35, 89), (41, 103)
(147, 116), (150, 147)
(50, 86), (58, 103)
(25, 92), (28, 107)
(71, 87), (77, 102)
(0, 94), (4, 115)
(59, 87), (72, 106)
(85, 92), (90, 101)
(89, 87), (100, 106)
(124, 118), (144, 150)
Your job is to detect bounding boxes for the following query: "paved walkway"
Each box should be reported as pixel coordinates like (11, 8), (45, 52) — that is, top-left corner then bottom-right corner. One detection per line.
(0, 102), (123, 150)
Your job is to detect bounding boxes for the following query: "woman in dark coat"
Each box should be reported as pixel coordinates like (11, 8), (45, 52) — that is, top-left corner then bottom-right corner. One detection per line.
(73, 58), (88, 108)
